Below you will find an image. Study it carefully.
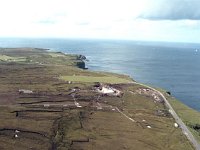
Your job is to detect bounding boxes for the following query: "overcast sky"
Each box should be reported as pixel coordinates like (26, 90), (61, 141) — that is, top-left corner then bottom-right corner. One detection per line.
(0, 0), (200, 43)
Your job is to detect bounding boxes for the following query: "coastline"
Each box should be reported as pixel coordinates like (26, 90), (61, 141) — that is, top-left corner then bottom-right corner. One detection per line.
(1, 38), (200, 111)
(0, 47), (198, 150)
(81, 51), (200, 149)
(63, 48), (200, 149)
(87, 68), (200, 149)
(108, 70), (200, 148)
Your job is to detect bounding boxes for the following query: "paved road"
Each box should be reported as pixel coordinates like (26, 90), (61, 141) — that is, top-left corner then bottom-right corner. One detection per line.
(132, 82), (200, 150)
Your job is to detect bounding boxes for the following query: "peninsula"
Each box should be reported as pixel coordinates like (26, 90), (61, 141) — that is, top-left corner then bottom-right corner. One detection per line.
(0, 48), (199, 150)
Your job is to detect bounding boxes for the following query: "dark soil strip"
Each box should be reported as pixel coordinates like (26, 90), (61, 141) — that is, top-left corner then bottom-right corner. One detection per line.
(70, 138), (89, 146)
(12, 109), (63, 117)
(18, 100), (71, 105)
(0, 128), (50, 139)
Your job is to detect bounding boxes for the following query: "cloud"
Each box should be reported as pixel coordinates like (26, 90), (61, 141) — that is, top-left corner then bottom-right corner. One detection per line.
(1, 0), (200, 43)
(76, 22), (90, 26)
(37, 19), (57, 24)
(93, 26), (111, 31)
(139, 0), (200, 20)
(36, 13), (68, 25)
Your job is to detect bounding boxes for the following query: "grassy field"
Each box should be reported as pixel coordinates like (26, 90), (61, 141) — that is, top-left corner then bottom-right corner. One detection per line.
(60, 75), (132, 84)
(0, 48), (195, 150)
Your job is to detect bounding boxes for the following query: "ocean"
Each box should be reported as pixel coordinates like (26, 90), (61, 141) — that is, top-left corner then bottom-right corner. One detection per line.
(0, 38), (200, 111)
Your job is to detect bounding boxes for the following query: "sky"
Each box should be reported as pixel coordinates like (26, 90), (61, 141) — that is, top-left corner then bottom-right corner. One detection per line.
(0, 0), (200, 43)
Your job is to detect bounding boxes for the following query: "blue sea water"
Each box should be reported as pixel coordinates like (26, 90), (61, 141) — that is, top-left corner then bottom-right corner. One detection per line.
(0, 38), (200, 111)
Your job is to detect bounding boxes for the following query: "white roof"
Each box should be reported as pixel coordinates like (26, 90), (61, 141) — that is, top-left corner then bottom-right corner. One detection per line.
(100, 87), (114, 94)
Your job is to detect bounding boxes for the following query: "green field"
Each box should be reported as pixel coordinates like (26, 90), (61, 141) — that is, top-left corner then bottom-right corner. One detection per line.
(60, 75), (132, 84)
